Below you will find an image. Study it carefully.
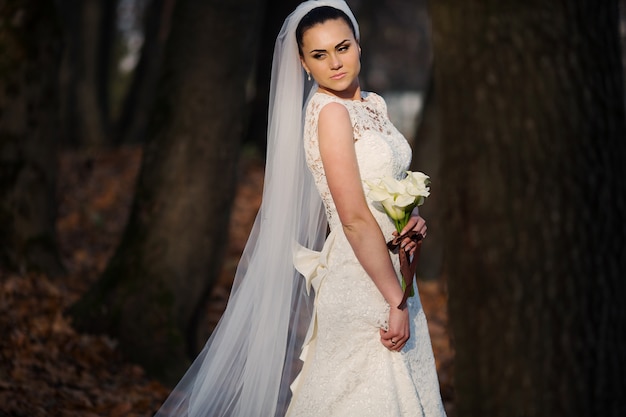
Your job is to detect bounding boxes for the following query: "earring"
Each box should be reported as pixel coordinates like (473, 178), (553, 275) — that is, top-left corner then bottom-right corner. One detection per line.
(307, 72), (311, 81)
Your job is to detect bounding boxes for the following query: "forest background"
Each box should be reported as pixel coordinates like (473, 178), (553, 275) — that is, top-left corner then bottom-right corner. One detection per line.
(1, 0), (626, 416)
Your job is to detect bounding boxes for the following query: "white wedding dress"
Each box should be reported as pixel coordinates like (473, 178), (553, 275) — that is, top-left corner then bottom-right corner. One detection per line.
(287, 91), (447, 417)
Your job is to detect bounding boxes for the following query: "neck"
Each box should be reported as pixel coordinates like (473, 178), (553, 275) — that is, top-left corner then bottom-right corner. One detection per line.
(317, 83), (362, 101)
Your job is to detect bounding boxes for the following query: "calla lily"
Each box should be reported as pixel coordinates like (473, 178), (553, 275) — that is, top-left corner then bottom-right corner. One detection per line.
(404, 171), (430, 199)
(381, 176), (405, 194)
(364, 171), (431, 305)
(381, 199), (405, 220)
(367, 181), (395, 202)
(364, 171), (430, 233)
(395, 193), (417, 208)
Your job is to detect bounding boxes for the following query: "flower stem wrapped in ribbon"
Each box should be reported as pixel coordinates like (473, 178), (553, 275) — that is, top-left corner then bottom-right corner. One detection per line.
(365, 171), (430, 309)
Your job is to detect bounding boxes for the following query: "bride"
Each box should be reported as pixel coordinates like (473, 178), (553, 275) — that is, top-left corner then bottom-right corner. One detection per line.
(154, 1), (446, 416)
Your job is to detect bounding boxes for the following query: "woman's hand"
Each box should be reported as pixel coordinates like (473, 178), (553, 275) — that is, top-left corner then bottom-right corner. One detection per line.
(393, 214), (427, 257)
(380, 306), (410, 351)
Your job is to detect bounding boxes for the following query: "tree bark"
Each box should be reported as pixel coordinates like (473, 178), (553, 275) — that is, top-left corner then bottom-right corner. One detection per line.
(69, 0), (265, 384)
(115, 0), (174, 145)
(410, 75), (444, 279)
(57, 0), (109, 147)
(243, 0), (297, 152)
(430, 1), (626, 415)
(0, 0), (65, 276)
(95, 0), (116, 133)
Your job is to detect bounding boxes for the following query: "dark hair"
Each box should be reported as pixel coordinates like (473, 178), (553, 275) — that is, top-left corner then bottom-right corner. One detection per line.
(296, 6), (357, 56)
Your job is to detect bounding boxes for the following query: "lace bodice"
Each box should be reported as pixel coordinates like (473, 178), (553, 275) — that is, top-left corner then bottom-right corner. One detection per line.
(303, 91), (412, 230)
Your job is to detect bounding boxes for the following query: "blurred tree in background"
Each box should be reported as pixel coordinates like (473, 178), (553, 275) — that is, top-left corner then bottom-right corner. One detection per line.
(112, 0), (171, 146)
(68, 0), (267, 384)
(55, 0), (171, 147)
(430, 1), (626, 415)
(0, 0), (65, 276)
(57, 0), (112, 147)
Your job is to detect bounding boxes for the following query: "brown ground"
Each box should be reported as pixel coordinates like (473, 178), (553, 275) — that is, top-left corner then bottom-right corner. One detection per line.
(0, 145), (454, 416)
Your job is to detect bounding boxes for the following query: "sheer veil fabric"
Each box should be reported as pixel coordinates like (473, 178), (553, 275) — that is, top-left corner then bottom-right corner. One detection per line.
(154, 1), (360, 416)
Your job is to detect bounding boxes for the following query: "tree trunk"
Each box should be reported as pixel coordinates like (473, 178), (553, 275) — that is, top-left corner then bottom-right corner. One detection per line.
(57, 0), (109, 147)
(95, 0), (116, 134)
(243, 0), (297, 152)
(410, 75), (444, 279)
(69, 0), (265, 384)
(0, 0), (65, 276)
(115, 0), (174, 145)
(430, 1), (626, 415)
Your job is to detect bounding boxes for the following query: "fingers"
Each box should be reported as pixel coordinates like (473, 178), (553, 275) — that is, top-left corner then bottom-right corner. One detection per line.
(379, 328), (409, 352)
(411, 216), (427, 238)
(382, 334), (407, 351)
(400, 216), (427, 237)
(399, 216), (417, 235)
(399, 215), (427, 255)
(402, 238), (421, 256)
(400, 231), (424, 255)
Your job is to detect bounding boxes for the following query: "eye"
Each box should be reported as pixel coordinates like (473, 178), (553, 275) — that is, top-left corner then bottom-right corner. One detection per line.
(337, 45), (350, 53)
(313, 53), (325, 59)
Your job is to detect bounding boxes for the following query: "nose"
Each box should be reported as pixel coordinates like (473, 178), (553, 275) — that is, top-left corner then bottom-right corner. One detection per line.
(330, 54), (342, 70)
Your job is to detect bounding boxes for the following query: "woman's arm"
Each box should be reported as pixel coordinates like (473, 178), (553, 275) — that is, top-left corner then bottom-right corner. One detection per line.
(317, 102), (408, 351)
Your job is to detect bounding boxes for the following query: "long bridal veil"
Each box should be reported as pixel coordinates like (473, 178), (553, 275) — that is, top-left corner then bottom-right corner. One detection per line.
(153, 1), (359, 416)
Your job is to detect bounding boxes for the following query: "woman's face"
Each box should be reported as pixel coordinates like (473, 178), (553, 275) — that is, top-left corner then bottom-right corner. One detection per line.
(300, 18), (361, 100)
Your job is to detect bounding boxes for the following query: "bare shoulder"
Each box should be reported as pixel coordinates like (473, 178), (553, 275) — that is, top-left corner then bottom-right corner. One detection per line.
(318, 102), (353, 145)
(319, 101), (350, 120)
(318, 101), (350, 127)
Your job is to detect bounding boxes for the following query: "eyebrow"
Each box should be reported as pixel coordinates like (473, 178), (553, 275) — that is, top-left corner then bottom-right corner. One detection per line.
(308, 39), (351, 54)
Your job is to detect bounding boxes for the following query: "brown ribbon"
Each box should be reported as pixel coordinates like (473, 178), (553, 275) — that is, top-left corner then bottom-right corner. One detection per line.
(386, 230), (423, 310)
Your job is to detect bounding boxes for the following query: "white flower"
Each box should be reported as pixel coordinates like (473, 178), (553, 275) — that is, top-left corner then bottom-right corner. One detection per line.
(402, 171), (430, 206)
(364, 171), (430, 230)
(380, 199), (406, 221)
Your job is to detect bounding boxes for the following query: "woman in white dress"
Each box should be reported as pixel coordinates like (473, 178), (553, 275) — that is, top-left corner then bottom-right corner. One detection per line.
(286, 4), (445, 416)
(154, 1), (446, 416)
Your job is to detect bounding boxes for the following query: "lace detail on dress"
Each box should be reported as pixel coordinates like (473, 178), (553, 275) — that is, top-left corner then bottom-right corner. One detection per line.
(289, 91), (447, 417)
(303, 92), (412, 230)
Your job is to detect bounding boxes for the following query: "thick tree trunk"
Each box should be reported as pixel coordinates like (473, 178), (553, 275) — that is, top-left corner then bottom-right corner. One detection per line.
(430, 2), (626, 415)
(410, 76), (444, 279)
(69, 0), (265, 384)
(0, 1), (65, 276)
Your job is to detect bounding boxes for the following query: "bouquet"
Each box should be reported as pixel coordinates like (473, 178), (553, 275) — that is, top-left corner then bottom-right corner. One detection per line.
(365, 171), (430, 309)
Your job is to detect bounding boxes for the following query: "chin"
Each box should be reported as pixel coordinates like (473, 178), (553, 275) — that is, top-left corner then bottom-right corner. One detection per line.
(320, 81), (359, 98)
